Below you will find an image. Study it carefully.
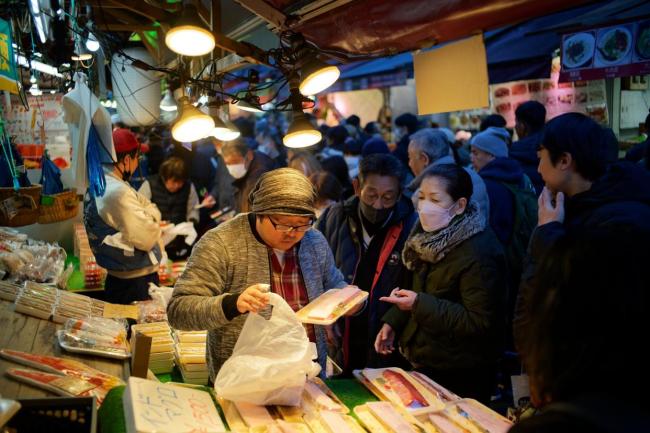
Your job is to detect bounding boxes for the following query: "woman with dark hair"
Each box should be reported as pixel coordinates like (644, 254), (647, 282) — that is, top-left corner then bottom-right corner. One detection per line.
(511, 230), (649, 432)
(321, 155), (354, 199)
(309, 171), (343, 218)
(375, 164), (506, 403)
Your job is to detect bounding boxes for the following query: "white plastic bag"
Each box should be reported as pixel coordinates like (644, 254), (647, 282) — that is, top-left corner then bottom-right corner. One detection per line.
(214, 293), (321, 406)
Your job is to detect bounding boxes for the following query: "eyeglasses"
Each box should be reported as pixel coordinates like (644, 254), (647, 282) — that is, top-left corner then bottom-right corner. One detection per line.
(267, 217), (312, 233)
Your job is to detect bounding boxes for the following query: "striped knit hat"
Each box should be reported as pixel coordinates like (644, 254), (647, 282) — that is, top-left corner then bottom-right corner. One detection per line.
(249, 168), (316, 217)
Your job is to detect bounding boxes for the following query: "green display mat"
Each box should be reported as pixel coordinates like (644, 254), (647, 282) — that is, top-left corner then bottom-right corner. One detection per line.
(99, 375), (376, 433)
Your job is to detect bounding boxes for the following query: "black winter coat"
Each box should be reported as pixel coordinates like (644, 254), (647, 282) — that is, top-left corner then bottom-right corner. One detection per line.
(510, 131), (544, 195)
(514, 161), (650, 351)
(384, 226), (507, 371)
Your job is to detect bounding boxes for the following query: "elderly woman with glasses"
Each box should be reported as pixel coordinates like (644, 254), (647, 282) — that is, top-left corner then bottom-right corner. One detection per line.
(168, 168), (350, 381)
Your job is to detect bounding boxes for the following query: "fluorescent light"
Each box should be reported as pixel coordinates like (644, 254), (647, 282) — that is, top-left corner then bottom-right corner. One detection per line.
(15, 55), (62, 77)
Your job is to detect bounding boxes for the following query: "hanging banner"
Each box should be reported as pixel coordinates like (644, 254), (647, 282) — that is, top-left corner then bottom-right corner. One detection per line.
(559, 19), (650, 82)
(0, 17), (19, 94)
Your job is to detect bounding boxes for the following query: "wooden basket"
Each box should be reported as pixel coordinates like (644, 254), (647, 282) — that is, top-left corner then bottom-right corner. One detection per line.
(38, 188), (79, 224)
(0, 185), (42, 227)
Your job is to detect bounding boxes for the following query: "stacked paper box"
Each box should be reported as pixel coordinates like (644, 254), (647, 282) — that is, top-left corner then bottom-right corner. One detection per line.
(123, 377), (226, 433)
(173, 329), (209, 385)
(131, 322), (174, 374)
(73, 223), (106, 288)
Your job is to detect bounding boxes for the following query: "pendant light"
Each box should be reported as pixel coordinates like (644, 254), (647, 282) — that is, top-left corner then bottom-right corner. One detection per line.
(299, 59), (340, 96)
(86, 32), (100, 52)
(283, 111), (321, 148)
(172, 96), (215, 142)
(165, 2), (216, 57)
(212, 117), (241, 141)
(160, 89), (178, 112)
(235, 99), (263, 113)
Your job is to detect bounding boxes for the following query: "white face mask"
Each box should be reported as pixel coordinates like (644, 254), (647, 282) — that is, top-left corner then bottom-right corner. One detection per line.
(226, 163), (247, 179)
(418, 199), (456, 232)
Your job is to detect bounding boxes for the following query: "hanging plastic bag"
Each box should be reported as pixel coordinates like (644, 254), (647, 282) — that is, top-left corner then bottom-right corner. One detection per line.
(40, 152), (64, 195)
(214, 293), (321, 406)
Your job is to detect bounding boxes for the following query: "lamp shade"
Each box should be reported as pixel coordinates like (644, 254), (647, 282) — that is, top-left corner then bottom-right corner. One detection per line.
(172, 97), (215, 142)
(283, 111), (321, 148)
(165, 4), (215, 56)
(235, 99), (263, 113)
(299, 59), (339, 96)
(160, 89), (178, 112)
(212, 117), (241, 141)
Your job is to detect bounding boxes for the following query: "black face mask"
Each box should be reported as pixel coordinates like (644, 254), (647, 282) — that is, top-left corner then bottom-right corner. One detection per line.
(360, 200), (393, 225)
(121, 169), (132, 182)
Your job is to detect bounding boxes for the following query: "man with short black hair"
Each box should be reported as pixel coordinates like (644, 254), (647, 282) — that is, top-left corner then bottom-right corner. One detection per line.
(512, 101), (547, 194)
(317, 154), (416, 373)
(514, 113), (650, 352)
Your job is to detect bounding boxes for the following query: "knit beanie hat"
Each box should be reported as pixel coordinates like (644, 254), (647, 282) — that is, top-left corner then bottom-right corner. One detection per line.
(249, 168), (316, 217)
(471, 127), (510, 158)
(362, 137), (390, 156)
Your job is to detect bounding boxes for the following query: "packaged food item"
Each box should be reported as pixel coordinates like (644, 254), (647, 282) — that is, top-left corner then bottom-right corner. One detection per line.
(438, 399), (512, 433)
(0, 349), (124, 406)
(409, 371), (461, 403)
(302, 378), (347, 413)
(304, 410), (366, 433)
(0, 281), (22, 302)
(296, 286), (368, 325)
(357, 368), (445, 414)
(58, 317), (130, 359)
(354, 402), (420, 433)
(131, 322), (174, 374)
(173, 329), (208, 385)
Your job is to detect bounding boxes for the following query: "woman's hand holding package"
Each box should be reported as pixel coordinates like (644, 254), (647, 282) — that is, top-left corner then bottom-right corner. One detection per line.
(374, 323), (395, 355)
(380, 288), (417, 311)
(237, 284), (271, 314)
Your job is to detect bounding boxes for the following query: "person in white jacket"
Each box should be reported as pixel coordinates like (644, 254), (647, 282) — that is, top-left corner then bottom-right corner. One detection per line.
(83, 128), (163, 304)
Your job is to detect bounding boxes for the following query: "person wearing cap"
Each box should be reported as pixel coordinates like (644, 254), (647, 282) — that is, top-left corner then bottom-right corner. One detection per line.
(167, 168), (351, 381)
(83, 128), (163, 304)
(471, 127), (537, 344)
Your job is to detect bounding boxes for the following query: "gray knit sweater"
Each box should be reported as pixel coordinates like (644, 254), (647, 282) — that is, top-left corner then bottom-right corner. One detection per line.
(167, 213), (346, 381)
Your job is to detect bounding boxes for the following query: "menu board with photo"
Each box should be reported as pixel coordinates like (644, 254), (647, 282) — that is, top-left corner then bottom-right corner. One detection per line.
(559, 20), (650, 82)
(2, 94), (71, 170)
(489, 58), (608, 128)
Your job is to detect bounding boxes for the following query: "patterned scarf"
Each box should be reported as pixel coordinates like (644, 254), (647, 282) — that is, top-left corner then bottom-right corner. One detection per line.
(402, 202), (485, 271)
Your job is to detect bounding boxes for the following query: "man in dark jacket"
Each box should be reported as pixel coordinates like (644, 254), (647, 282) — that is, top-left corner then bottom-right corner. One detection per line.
(514, 113), (650, 352)
(220, 139), (275, 214)
(512, 101), (546, 195)
(316, 154), (417, 373)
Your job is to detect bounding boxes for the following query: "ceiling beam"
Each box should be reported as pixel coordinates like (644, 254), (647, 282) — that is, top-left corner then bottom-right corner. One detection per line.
(96, 23), (157, 32)
(233, 0), (287, 30)
(99, 0), (172, 22)
(212, 31), (268, 66)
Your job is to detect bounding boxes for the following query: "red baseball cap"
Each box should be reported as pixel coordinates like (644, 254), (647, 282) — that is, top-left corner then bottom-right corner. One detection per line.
(112, 128), (140, 153)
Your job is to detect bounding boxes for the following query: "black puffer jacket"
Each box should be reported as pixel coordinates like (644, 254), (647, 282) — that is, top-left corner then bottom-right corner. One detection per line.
(383, 209), (507, 371)
(514, 161), (650, 351)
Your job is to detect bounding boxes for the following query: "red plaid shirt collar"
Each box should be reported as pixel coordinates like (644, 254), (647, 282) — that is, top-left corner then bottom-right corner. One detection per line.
(267, 246), (315, 341)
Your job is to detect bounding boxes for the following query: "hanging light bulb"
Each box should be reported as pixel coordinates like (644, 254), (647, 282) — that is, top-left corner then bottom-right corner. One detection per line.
(172, 96), (215, 142)
(283, 111), (321, 148)
(71, 39), (92, 61)
(299, 58), (340, 96)
(29, 75), (37, 84)
(159, 89), (178, 112)
(86, 32), (100, 52)
(49, 89), (55, 94)
(29, 83), (43, 96)
(212, 117), (241, 141)
(165, 2), (215, 57)
(235, 99), (263, 113)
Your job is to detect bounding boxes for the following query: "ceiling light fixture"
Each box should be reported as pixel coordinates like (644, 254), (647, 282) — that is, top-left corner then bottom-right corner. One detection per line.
(160, 89), (178, 112)
(172, 96), (215, 142)
(86, 32), (100, 52)
(165, 2), (216, 57)
(235, 99), (263, 113)
(282, 86), (321, 148)
(29, 83), (43, 96)
(299, 58), (340, 96)
(71, 40), (92, 61)
(212, 117), (241, 141)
